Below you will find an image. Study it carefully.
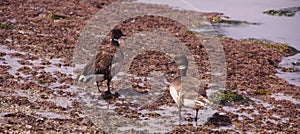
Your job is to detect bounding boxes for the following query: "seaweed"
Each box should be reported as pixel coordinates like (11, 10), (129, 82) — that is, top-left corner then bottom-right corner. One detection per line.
(278, 66), (299, 73)
(0, 23), (12, 29)
(255, 89), (271, 95)
(243, 38), (299, 56)
(146, 112), (161, 118)
(292, 61), (300, 66)
(209, 90), (250, 105)
(47, 13), (68, 20)
(211, 16), (260, 25)
(184, 30), (196, 35)
(263, 7), (300, 17)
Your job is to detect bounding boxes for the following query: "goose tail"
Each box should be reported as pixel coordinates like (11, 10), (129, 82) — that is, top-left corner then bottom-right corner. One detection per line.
(78, 74), (93, 83)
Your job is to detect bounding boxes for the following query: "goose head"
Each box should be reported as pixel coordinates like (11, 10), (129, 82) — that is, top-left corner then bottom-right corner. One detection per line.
(170, 54), (188, 76)
(111, 29), (125, 40)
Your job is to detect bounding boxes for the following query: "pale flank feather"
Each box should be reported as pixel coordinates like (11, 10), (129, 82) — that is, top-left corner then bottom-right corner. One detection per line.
(169, 54), (211, 122)
(78, 29), (124, 95)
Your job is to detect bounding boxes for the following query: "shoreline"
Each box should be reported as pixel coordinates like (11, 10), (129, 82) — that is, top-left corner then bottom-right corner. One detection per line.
(0, 1), (299, 133)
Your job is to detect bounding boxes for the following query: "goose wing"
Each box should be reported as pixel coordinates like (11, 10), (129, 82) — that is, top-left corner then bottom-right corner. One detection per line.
(178, 76), (207, 98)
(78, 45), (118, 82)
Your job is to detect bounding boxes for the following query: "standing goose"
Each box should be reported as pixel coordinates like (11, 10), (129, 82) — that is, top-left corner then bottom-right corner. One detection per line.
(78, 29), (124, 97)
(169, 54), (211, 121)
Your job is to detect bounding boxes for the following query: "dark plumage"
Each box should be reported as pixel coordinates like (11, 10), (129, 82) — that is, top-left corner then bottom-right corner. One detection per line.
(169, 54), (211, 122)
(78, 29), (124, 96)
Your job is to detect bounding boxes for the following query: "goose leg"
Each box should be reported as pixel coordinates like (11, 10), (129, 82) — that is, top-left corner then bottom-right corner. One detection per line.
(96, 82), (101, 93)
(195, 108), (199, 121)
(107, 78), (111, 93)
(178, 105), (182, 125)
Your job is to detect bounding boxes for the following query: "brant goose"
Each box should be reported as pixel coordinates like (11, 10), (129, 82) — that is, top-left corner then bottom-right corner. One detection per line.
(169, 54), (211, 121)
(78, 29), (124, 98)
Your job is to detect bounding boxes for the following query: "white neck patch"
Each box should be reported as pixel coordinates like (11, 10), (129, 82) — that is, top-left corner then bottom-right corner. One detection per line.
(113, 39), (119, 42)
(178, 65), (186, 70)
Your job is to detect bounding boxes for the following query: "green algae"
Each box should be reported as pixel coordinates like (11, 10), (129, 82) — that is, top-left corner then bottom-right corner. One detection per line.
(255, 89), (271, 95)
(0, 23), (12, 29)
(263, 7), (300, 17)
(243, 38), (299, 56)
(47, 13), (68, 20)
(209, 90), (250, 105)
(184, 30), (196, 35)
(278, 66), (299, 73)
(146, 112), (161, 118)
(211, 16), (260, 25)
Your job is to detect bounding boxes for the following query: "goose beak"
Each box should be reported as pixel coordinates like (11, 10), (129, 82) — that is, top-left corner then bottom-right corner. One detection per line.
(120, 33), (126, 40)
(166, 53), (175, 64)
(168, 60), (175, 64)
(121, 33), (126, 37)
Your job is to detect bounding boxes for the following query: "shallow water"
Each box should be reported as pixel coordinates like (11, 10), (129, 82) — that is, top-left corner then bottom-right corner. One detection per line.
(76, 70), (217, 132)
(222, 105), (256, 120)
(137, 0), (300, 87)
(35, 110), (70, 119)
(0, 45), (76, 110)
(131, 1), (300, 132)
(250, 97), (275, 110)
(184, 0), (300, 87)
(276, 54), (300, 86)
(185, 0), (300, 49)
(0, 45), (30, 78)
(271, 93), (300, 104)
